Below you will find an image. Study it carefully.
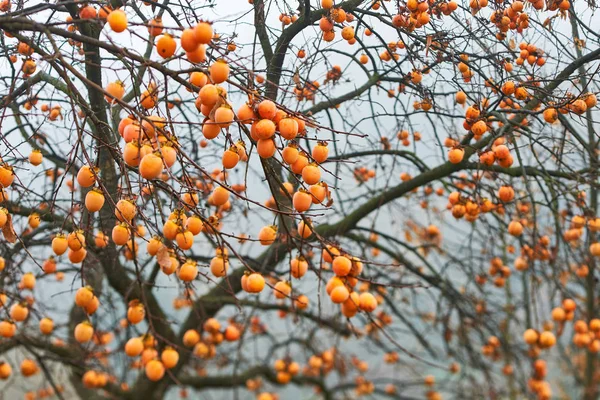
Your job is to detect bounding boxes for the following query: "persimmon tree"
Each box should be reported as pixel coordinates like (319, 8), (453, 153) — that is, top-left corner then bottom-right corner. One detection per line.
(0, 0), (599, 399)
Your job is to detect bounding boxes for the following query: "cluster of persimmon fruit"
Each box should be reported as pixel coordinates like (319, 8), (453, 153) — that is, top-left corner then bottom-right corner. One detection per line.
(489, 0), (531, 39)
(71, 2), (215, 66)
(318, 0), (357, 43)
(448, 82), (597, 170)
(445, 190), (496, 222)
(391, 0), (457, 30)
(521, 299), (577, 399)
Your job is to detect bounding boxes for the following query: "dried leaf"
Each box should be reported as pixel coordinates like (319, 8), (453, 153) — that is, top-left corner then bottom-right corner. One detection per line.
(2, 214), (16, 243)
(444, 327), (453, 343)
(293, 68), (302, 90)
(208, 96), (228, 121)
(157, 245), (170, 269)
(425, 35), (432, 57)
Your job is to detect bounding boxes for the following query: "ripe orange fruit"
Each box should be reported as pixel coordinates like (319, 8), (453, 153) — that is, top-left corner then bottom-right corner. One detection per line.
(224, 325), (240, 341)
(538, 331), (556, 348)
(278, 118), (298, 140)
(330, 285), (350, 303)
(183, 329), (201, 347)
(77, 165), (97, 187)
(0, 321), (15, 338)
(160, 145), (177, 168)
(180, 28), (199, 52)
(210, 256), (229, 277)
(258, 100), (277, 120)
(295, 295), (309, 310)
(156, 34), (177, 58)
(312, 143), (329, 163)
(82, 296), (97, 314)
(127, 301), (145, 324)
(289, 257), (308, 279)
(237, 103), (256, 123)
(125, 337), (144, 357)
(187, 44), (207, 63)
(508, 221), (523, 236)
(9, 303), (27, 322)
(140, 90), (156, 109)
(28, 149), (43, 166)
(309, 183), (327, 204)
(189, 71), (208, 88)
(20, 359), (38, 377)
(258, 225), (277, 245)
(162, 219), (179, 240)
(211, 186), (230, 206)
(291, 153), (309, 174)
(148, 17), (163, 36)
(0, 165), (13, 188)
(112, 223), (130, 246)
(115, 199), (136, 222)
(210, 60), (230, 84)
(118, 116), (134, 136)
(194, 22), (213, 44)
(123, 123), (144, 143)
(543, 107), (558, 123)
(274, 281), (291, 299)
(68, 248), (88, 264)
(67, 230), (85, 251)
(293, 190), (312, 212)
(42, 257), (57, 274)
(145, 360), (165, 381)
(222, 147), (240, 169)
(146, 236), (162, 256)
(28, 213), (40, 229)
(297, 219), (313, 239)
(498, 186), (515, 202)
(245, 273), (265, 293)
(21, 272), (35, 289)
(341, 26), (354, 40)
(342, 292), (360, 317)
(123, 142), (142, 167)
(214, 106), (235, 128)
(302, 164), (321, 185)
(255, 119), (276, 139)
(202, 119), (221, 139)
(319, 17), (333, 32)
(79, 5), (97, 19)
(178, 260), (198, 282)
(105, 80), (125, 103)
(257, 139), (276, 158)
(107, 9), (127, 32)
(332, 256), (352, 276)
(590, 242), (600, 256)
(95, 231), (109, 248)
(139, 153), (164, 180)
(448, 148), (464, 164)
(199, 84), (220, 106)
(176, 230), (194, 250)
(85, 188), (105, 213)
(161, 347), (179, 369)
(282, 145), (300, 164)
(359, 292), (377, 312)
(185, 216), (203, 235)
(74, 321), (94, 343)
(0, 362), (11, 379)
(75, 286), (94, 307)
